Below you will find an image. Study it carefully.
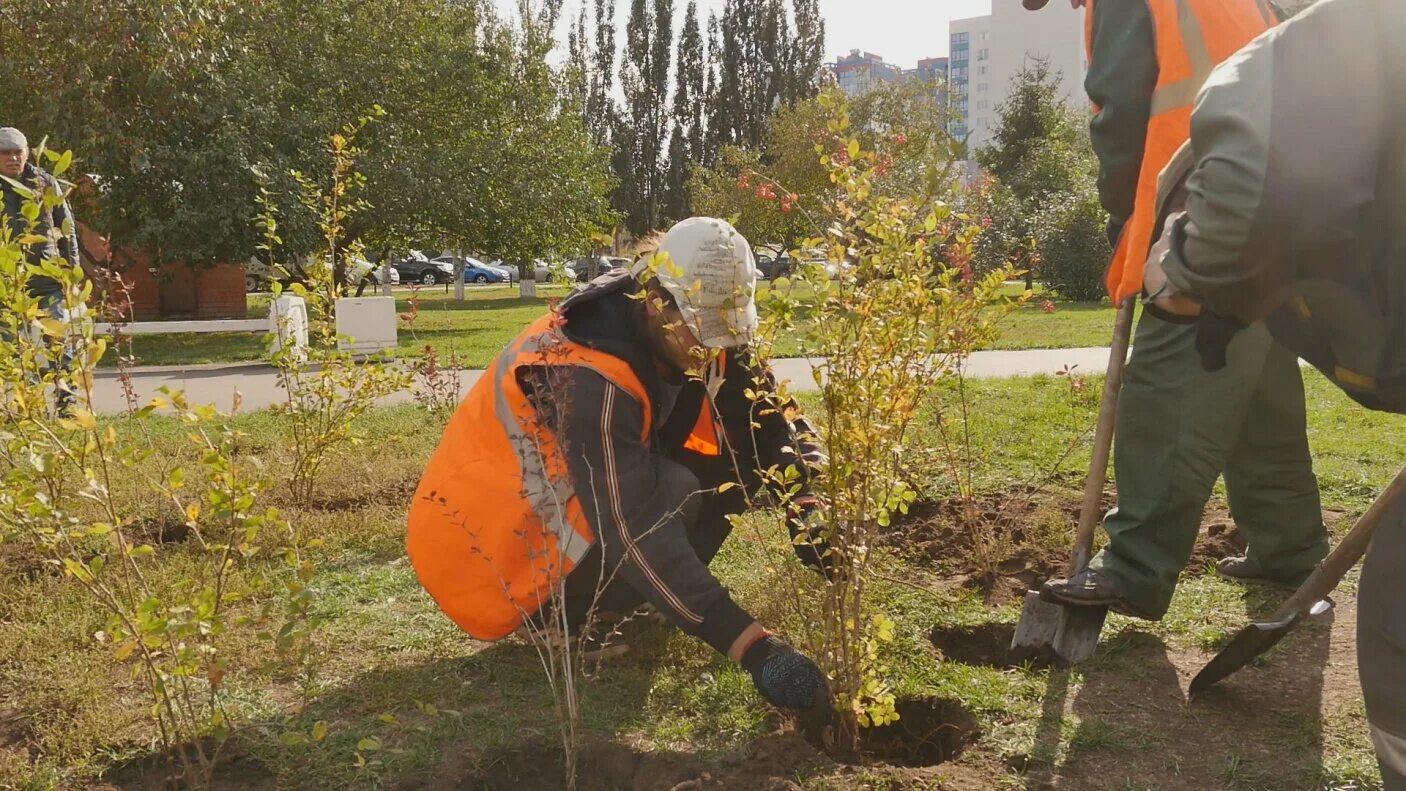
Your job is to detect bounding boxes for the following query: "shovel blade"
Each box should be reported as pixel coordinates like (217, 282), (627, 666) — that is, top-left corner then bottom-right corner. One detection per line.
(1053, 603), (1109, 664)
(1010, 591), (1061, 660)
(1189, 618), (1299, 697)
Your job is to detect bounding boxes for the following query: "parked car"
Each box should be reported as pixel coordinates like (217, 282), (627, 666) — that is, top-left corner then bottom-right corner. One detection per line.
(569, 256), (630, 282)
(755, 251), (790, 280)
(246, 255), (399, 292)
(485, 259), (521, 284)
(349, 257), (400, 289)
(392, 252), (455, 286)
(430, 255), (511, 284)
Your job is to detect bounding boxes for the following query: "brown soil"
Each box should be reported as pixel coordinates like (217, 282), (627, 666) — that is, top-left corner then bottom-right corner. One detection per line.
(307, 477), (419, 512)
(928, 622), (1033, 669)
(844, 697), (981, 768)
(886, 490), (1336, 606)
(883, 486), (1101, 606)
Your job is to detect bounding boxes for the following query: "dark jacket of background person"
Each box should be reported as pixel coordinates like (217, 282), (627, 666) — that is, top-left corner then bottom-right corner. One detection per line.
(0, 161), (80, 293)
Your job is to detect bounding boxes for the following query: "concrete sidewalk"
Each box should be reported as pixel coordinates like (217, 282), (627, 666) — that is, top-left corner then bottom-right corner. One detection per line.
(88, 346), (1121, 415)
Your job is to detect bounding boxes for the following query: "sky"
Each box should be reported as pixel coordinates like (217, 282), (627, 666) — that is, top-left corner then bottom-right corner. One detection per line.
(497, 0), (993, 69)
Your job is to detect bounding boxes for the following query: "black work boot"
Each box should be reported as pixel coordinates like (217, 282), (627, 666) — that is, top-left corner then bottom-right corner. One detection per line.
(1216, 556), (1303, 588)
(1039, 569), (1155, 620)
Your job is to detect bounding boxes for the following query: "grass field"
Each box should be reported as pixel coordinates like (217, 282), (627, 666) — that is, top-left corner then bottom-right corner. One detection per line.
(0, 370), (1392, 789)
(106, 283), (1125, 369)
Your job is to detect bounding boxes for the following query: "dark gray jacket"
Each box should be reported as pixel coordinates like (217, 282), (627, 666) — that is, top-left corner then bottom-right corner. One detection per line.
(1161, 0), (1406, 411)
(0, 162), (80, 293)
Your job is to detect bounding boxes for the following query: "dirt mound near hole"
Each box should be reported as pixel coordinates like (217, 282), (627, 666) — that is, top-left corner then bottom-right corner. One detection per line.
(886, 492), (1325, 605)
(840, 697), (980, 768)
(884, 487), (1086, 606)
(1187, 510), (1247, 573)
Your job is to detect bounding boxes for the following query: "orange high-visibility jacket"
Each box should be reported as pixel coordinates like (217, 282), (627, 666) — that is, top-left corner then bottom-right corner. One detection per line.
(406, 312), (726, 640)
(1088, 0), (1277, 303)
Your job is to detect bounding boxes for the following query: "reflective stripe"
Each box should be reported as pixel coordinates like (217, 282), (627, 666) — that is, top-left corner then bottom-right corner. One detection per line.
(491, 328), (592, 566)
(599, 384), (704, 624)
(1149, 0), (1216, 114)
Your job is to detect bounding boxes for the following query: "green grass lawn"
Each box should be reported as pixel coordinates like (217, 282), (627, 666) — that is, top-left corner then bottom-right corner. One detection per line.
(0, 371), (1390, 789)
(109, 282), (1124, 369)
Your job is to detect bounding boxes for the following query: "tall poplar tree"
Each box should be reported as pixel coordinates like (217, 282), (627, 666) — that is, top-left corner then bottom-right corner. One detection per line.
(618, 0), (673, 233)
(664, 0), (705, 220)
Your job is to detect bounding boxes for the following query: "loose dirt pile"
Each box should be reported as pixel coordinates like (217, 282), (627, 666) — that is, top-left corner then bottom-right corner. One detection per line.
(882, 488), (1322, 606)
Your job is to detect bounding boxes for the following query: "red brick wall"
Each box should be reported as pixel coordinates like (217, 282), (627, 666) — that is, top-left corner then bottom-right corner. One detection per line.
(77, 223), (248, 320)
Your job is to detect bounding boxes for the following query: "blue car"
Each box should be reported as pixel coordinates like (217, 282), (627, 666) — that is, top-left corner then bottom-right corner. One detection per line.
(432, 256), (510, 284)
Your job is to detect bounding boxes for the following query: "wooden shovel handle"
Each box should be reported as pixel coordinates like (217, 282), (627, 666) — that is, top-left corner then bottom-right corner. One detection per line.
(1068, 299), (1138, 575)
(1271, 464), (1406, 621)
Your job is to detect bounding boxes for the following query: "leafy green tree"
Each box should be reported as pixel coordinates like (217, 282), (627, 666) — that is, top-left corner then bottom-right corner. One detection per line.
(617, 0), (674, 234)
(974, 59), (1099, 291)
(0, 0), (612, 284)
(664, 0), (706, 221)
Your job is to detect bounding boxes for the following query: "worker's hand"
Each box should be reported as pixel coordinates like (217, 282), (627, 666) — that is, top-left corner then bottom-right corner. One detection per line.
(787, 495), (841, 580)
(740, 634), (833, 720)
(1143, 213), (1202, 317)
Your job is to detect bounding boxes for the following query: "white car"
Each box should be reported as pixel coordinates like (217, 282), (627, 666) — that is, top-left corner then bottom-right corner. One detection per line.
(348, 257), (401, 287)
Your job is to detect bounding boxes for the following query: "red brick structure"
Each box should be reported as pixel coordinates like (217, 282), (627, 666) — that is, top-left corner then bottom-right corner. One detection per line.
(77, 223), (248, 320)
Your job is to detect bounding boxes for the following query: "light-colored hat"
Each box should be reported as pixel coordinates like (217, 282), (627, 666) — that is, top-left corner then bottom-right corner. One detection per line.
(637, 217), (759, 349)
(0, 128), (28, 151)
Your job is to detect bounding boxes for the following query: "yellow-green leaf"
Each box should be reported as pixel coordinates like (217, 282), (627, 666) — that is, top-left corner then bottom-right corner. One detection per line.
(311, 721), (328, 743)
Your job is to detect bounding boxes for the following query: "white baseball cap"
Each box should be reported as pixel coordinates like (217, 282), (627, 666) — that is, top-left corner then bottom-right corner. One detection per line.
(636, 217), (758, 349)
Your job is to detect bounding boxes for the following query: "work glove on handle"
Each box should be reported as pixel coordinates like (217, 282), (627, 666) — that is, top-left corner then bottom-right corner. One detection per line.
(787, 496), (841, 580)
(741, 635), (832, 723)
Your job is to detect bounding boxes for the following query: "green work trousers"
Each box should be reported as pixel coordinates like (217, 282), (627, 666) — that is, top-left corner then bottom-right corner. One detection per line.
(1089, 311), (1328, 618)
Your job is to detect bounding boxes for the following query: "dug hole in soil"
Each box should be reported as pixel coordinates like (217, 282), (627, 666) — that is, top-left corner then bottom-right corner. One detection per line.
(452, 697), (980, 790)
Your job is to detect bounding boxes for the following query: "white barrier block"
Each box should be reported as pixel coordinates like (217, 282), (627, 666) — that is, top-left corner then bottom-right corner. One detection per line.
(335, 297), (397, 353)
(269, 295), (309, 360)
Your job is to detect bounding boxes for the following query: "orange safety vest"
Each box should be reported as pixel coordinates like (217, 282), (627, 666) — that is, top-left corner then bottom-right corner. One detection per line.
(1089, 0), (1277, 303)
(406, 311), (724, 639)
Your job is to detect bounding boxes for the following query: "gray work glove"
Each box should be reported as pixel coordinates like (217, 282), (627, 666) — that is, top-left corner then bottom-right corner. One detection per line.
(740, 634), (832, 721)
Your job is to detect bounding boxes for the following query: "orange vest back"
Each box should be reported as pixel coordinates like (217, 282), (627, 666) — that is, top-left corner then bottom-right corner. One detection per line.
(405, 313), (653, 640)
(1088, 0), (1276, 303)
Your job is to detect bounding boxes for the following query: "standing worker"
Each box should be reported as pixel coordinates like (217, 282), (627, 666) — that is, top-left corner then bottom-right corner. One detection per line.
(0, 126), (81, 414)
(407, 217), (834, 720)
(1139, 1), (1406, 783)
(1021, 0), (1329, 620)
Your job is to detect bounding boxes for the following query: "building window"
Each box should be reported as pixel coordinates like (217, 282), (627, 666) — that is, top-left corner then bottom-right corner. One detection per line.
(977, 48), (989, 61)
(953, 32), (969, 44)
(977, 83), (988, 93)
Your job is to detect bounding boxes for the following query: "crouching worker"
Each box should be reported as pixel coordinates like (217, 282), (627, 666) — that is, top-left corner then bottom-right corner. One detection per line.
(407, 217), (833, 720)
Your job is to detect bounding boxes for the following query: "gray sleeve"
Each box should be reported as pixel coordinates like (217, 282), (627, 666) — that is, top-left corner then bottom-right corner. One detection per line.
(1162, 0), (1390, 321)
(551, 367), (757, 655)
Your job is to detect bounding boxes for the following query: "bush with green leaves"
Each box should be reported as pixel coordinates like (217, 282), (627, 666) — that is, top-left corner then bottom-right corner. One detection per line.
(1033, 186), (1112, 302)
(747, 90), (1023, 754)
(0, 147), (320, 788)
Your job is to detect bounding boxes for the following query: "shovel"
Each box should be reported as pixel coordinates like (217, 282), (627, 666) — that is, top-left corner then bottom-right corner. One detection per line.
(1189, 464), (1406, 696)
(1010, 297), (1137, 663)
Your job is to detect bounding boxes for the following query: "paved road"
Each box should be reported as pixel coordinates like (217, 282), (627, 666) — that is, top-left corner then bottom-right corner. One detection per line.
(87, 347), (1122, 415)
